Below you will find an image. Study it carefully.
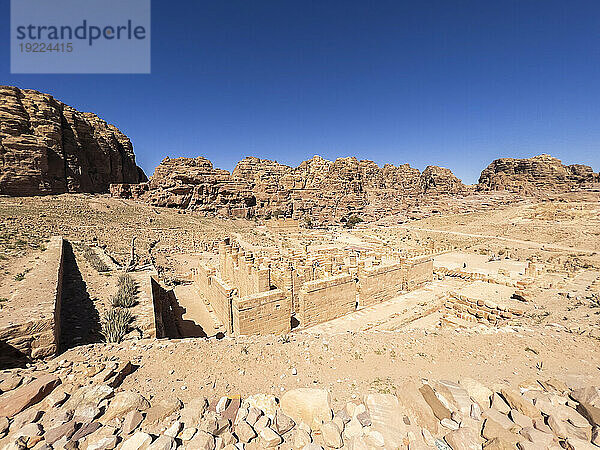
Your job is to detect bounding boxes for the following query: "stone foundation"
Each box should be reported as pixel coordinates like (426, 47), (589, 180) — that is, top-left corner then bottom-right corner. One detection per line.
(443, 292), (525, 326)
(0, 236), (64, 367)
(298, 274), (357, 328)
(233, 289), (291, 335)
(191, 239), (438, 335)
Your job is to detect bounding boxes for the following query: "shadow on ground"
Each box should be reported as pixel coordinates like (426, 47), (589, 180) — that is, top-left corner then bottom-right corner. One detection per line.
(169, 290), (208, 338)
(59, 241), (102, 352)
(0, 341), (30, 369)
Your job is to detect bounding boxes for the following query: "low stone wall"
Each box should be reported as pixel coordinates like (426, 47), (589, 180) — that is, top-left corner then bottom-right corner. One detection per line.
(444, 292), (525, 325)
(192, 261), (236, 333)
(298, 274), (357, 328)
(126, 271), (158, 339)
(233, 289), (291, 335)
(358, 263), (405, 308)
(207, 276), (235, 334)
(434, 267), (533, 290)
(0, 236), (64, 367)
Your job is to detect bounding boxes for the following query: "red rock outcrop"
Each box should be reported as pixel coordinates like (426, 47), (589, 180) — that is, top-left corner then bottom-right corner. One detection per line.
(115, 155), (465, 223)
(478, 154), (598, 194)
(136, 156), (255, 217)
(0, 86), (146, 196)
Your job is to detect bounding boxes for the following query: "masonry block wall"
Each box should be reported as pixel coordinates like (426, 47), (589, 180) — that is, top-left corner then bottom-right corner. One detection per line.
(150, 276), (179, 339)
(194, 261), (216, 298)
(209, 276), (235, 334)
(0, 236), (64, 368)
(444, 292), (524, 325)
(298, 274), (357, 327)
(233, 289), (291, 335)
(194, 259), (236, 333)
(403, 258), (434, 290)
(358, 263), (405, 307)
(219, 241), (270, 297)
(270, 268), (310, 313)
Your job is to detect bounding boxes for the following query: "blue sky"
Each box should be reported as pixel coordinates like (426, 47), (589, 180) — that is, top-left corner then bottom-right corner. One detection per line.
(2, 0), (599, 184)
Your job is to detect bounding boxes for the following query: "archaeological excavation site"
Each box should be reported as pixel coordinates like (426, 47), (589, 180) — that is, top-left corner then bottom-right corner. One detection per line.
(0, 86), (599, 450)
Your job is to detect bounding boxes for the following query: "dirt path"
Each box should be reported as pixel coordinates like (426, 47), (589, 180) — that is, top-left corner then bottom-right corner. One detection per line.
(399, 225), (598, 253)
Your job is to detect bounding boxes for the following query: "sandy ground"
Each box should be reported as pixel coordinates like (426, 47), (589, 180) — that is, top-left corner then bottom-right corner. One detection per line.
(60, 325), (600, 411)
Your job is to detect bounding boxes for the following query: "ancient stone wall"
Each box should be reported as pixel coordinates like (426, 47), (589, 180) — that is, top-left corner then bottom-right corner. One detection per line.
(404, 258), (434, 290)
(358, 263), (405, 308)
(232, 289), (291, 335)
(206, 276), (235, 334)
(149, 276), (178, 339)
(444, 292), (525, 326)
(193, 261), (216, 299)
(219, 241), (270, 297)
(193, 258), (235, 333)
(298, 274), (357, 328)
(0, 236), (64, 367)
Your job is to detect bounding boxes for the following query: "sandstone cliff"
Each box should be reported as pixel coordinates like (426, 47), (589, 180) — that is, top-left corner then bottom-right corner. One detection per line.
(112, 155), (465, 223)
(478, 154), (598, 194)
(0, 85), (146, 195)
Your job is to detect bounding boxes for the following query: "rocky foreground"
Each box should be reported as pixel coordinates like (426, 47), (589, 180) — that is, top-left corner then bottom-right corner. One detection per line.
(0, 348), (599, 450)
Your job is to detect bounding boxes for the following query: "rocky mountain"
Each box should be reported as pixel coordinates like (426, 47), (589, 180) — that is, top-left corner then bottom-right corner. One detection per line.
(0, 86), (146, 196)
(478, 154), (598, 194)
(111, 155), (465, 223)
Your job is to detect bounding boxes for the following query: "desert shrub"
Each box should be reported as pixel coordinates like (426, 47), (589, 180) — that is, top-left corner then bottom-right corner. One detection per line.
(14, 272), (26, 281)
(111, 274), (137, 308)
(344, 215), (364, 229)
(78, 244), (110, 272)
(101, 307), (132, 343)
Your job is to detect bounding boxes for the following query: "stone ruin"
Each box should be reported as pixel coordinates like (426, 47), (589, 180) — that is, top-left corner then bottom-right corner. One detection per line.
(190, 238), (446, 335)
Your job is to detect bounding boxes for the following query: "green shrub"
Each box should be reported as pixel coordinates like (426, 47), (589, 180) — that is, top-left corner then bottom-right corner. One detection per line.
(101, 307), (132, 343)
(111, 274), (136, 308)
(344, 215), (364, 229)
(78, 244), (110, 272)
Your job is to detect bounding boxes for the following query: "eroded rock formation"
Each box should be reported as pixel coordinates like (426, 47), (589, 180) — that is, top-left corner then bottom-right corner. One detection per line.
(112, 155), (465, 223)
(0, 85), (146, 196)
(478, 154), (598, 194)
